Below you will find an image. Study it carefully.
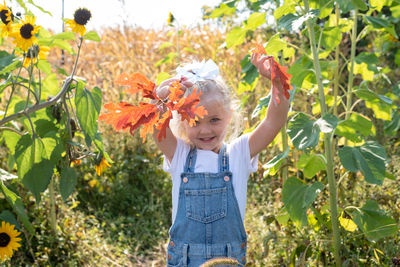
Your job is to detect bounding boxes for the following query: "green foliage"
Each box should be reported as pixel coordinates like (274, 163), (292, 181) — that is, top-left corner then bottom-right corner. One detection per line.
(352, 200), (398, 241)
(282, 177), (323, 227)
(338, 142), (386, 185)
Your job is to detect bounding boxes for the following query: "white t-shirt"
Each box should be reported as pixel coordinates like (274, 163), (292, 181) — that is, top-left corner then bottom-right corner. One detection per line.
(163, 133), (259, 223)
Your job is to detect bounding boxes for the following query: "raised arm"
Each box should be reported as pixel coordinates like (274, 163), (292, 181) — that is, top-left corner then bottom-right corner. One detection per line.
(152, 78), (192, 162)
(248, 53), (290, 158)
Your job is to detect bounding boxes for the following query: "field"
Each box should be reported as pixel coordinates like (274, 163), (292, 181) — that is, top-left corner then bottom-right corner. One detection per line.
(1, 1), (400, 266)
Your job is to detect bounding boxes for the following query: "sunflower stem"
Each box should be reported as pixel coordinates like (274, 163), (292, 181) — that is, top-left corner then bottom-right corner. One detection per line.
(3, 55), (25, 119)
(49, 176), (57, 234)
(304, 0), (341, 265)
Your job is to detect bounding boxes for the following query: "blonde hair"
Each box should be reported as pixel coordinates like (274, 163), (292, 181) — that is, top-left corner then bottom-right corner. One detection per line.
(170, 76), (243, 144)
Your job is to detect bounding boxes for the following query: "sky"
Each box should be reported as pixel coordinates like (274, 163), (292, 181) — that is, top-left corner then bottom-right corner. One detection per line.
(21, 0), (222, 33)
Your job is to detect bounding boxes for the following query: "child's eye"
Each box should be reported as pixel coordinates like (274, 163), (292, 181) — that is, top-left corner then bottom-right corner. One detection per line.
(210, 118), (220, 123)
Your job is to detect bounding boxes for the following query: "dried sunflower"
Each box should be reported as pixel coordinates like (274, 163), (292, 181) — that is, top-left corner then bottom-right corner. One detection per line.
(65, 8), (91, 37)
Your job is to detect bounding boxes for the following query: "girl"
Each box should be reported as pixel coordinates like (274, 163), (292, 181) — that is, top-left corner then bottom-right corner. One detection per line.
(153, 54), (290, 266)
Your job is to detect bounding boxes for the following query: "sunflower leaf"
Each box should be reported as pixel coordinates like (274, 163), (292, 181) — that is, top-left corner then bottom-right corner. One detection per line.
(84, 31), (101, 42)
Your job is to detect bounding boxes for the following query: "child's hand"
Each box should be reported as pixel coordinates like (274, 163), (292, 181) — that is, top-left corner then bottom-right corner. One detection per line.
(156, 77), (193, 100)
(251, 53), (273, 80)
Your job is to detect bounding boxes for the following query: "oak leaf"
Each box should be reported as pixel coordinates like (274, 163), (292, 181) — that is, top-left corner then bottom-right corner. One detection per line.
(100, 73), (207, 142)
(252, 43), (293, 104)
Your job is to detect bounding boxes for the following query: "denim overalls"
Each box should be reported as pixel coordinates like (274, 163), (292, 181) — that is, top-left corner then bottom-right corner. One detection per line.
(166, 144), (247, 267)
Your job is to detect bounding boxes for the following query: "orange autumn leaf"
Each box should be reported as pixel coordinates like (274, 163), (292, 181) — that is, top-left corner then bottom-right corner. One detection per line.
(100, 73), (207, 142)
(252, 43), (293, 104)
(172, 88), (208, 127)
(115, 72), (157, 99)
(251, 43), (267, 54)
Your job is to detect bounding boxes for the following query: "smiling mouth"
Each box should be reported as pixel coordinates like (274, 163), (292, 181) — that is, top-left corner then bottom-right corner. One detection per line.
(199, 137), (215, 143)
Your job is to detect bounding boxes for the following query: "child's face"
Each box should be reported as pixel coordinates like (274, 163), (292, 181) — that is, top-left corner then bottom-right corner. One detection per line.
(184, 95), (232, 153)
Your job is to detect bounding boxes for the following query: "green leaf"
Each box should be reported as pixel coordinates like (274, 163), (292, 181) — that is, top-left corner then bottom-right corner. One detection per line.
(0, 210), (20, 229)
(274, 0), (296, 20)
(0, 51), (16, 70)
(338, 141), (386, 185)
(39, 39), (75, 55)
(154, 52), (178, 67)
(240, 54), (259, 85)
(15, 136), (54, 202)
(265, 34), (287, 58)
(337, 0), (355, 14)
(297, 153), (326, 178)
(384, 110), (400, 136)
(321, 27), (342, 50)
(355, 89), (394, 120)
(278, 14), (298, 31)
(59, 167), (77, 201)
(42, 73), (60, 100)
(245, 12), (266, 31)
(335, 113), (372, 142)
(252, 94), (270, 118)
(262, 148), (289, 176)
(288, 113), (320, 150)
(37, 59), (52, 74)
(390, 5), (400, 18)
(53, 31), (76, 40)
(0, 59), (21, 75)
(292, 10), (319, 31)
(42, 131), (65, 164)
(315, 113), (339, 133)
(210, 3), (236, 18)
(2, 131), (22, 154)
(84, 31), (101, 42)
(156, 72), (171, 85)
(350, 0), (368, 11)
(309, 0), (334, 18)
(352, 201), (398, 241)
(226, 26), (247, 48)
(75, 83), (102, 144)
(0, 181), (34, 234)
(364, 16), (390, 29)
(282, 177), (324, 227)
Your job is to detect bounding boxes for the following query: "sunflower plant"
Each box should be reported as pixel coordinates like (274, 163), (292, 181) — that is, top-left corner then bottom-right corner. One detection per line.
(0, 0), (108, 260)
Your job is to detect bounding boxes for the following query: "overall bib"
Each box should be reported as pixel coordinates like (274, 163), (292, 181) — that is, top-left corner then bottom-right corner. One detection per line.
(166, 144), (247, 267)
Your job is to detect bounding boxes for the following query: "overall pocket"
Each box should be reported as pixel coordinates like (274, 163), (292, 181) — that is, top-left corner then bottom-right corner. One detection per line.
(184, 187), (227, 223)
(167, 249), (183, 267)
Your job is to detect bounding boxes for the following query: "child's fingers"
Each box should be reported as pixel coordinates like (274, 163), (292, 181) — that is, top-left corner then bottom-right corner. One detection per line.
(181, 80), (193, 89)
(157, 85), (171, 99)
(158, 78), (179, 88)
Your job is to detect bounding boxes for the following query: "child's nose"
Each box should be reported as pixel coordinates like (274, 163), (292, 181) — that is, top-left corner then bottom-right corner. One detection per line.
(198, 124), (212, 134)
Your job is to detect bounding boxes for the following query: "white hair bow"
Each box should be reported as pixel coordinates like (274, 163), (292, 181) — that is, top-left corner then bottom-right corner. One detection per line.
(175, 59), (219, 83)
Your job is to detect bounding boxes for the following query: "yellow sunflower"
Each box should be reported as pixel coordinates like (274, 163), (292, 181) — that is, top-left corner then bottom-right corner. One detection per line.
(0, 221), (21, 261)
(65, 8), (91, 37)
(95, 156), (111, 176)
(12, 15), (41, 52)
(0, 0), (14, 37)
(17, 45), (50, 67)
(167, 12), (175, 25)
(70, 159), (82, 167)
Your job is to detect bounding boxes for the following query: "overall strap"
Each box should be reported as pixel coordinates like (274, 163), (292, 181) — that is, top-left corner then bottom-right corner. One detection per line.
(218, 143), (230, 172)
(183, 146), (197, 173)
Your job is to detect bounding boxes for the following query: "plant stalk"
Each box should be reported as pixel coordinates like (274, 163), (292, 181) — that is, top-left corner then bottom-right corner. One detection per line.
(333, 4), (340, 117)
(345, 9), (358, 121)
(304, 0), (341, 266)
(280, 124), (288, 182)
(49, 177), (57, 234)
